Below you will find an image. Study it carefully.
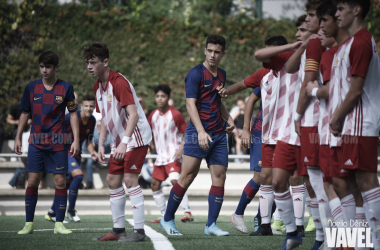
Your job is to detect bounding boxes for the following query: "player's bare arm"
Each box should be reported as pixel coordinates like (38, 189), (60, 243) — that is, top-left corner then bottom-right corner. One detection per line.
(186, 97), (212, 150)
(14, 112), (29, 155)
(98, 120), (108, 164)
(242, 92), (260, 149)
(173, 138), (185, 162)
(220, 102), (235, 134)
(216, 81), (246, 98)
(255, 42), (302, 64)
(306, 80), (329, 99)
(86, 139), (98, 161)
(113, 104), (138, 162)
(330, 75), (365, 136)
(285, 35), (316, 73)
(69, 111), (80, 157)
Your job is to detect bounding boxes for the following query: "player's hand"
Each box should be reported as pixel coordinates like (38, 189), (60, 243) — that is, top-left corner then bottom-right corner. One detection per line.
(306, 80), (319, 97)
(225, 118), (235, 134)
(290, 41), (303, 51)
(216, 86), (228, 98)
(173, 146), (184, 162)
(98, 144), (108, 164)
(241, 128), (252, 149)
(302, 34), (318, 49)
(14, 138), (22, 155)
(294, 120), (301, 137)
(329, 116), (342, 137)
(113, 143), (127, 162)
(70, 140), (80, 157)
(91, 151), (98, 161)
(198, 131), (212, 150)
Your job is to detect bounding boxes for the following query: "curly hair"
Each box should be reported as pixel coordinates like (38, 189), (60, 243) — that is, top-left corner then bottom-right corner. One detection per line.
(82, 42), (109, 61)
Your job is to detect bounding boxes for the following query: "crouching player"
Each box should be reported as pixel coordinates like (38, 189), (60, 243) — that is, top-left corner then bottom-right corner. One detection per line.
(15, 51), (80, 234)
(45, 95), (97, 223)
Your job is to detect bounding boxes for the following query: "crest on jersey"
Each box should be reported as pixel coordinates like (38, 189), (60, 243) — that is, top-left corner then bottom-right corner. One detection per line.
(55, 95), (63, 104)
(108, 94), (112, 103)
(333, 58), (339, 69)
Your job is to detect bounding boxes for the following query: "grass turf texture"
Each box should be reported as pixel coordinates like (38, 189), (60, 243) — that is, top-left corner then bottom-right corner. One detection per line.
(0, 215), (316, 250)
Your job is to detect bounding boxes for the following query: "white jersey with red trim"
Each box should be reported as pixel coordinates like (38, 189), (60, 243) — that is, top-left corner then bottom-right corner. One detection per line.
(95, 71), (152, 153)
(275, 66), (301, 146)
(148, 107), (187, 166)
(340, 31), (380, 137)
(261, 70), (279, 145)
(300, 52), (321, 127)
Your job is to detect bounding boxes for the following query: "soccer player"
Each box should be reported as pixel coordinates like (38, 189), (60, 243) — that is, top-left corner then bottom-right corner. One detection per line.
(160, 35), (235, 236)
(83, 42), (152, 242)
(331, 0), (380, 248)
(217, 36), (288, 235)
(15, 51), (80, 235)
(147, 85), (193, 223)
(45, 95), (98, 223)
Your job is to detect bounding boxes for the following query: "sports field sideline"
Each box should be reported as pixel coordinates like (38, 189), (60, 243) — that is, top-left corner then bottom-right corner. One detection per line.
(0, 215), (316, 250)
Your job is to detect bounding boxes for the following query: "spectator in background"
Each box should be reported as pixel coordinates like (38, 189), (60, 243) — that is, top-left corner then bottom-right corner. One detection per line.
(231, 97), (247, 161)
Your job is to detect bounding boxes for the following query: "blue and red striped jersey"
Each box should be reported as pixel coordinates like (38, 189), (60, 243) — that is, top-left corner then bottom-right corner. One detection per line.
(185, 63), (227, 134)
(19, 79), (77, 151)
(64, 111), (96, 156)
(251, 87), (262, 138)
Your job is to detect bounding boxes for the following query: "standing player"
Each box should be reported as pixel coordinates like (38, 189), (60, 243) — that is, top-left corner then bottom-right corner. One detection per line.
(15, 51), (80, 235)
(331, 0), (380, 248)
(217, 36), (289, 234)
(147, 85), (193, 224)
(160, 35), (235, 236)
(45, 95), (97, 223)
(83, 42), (152, 242)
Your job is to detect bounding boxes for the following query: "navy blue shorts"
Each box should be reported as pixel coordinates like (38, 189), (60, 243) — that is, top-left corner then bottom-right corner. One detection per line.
(250, 134), (262, 171)
(67, 154), (81, 179)
(184, 130), (228, 167)
(27, 145), (68, 174)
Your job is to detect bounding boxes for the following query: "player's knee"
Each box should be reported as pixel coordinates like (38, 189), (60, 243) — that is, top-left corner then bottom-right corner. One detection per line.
(27, 179), (40, 188)
(272, 178), (285, 191)
(260, 171), (271, 185)
(150, 179), (160, 191)
(54, 178), (66, 189)
(124, 174), (138, 189)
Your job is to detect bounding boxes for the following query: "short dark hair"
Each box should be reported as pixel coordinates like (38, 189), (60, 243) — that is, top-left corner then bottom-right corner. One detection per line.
(317, 1), (338, 20)
(82, 94), (95, 102)
(82, 42), (109, 61)
(295, 15), (307, 27)
(265, 36), (288, 46)
(206, 35), (226, 52)
(334, 0), (370, 20)
(38, 51), (59, 67)
(155, 84), (171, 97)
(305, 0), (327, 11)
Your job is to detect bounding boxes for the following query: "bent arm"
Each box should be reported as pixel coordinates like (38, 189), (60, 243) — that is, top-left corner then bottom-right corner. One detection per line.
(254, 44), (295, 63)
(243, 92), (260, 131)
(296, 71), (319, 116)
(225, 81), (247, 96)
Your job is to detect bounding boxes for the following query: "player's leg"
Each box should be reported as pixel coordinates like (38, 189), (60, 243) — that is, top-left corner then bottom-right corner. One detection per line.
(150, 165), (166, 223)
(93, 153), (126, 241)
(119, 145), (149, 242)
(67, 168), (83, 222)
(289, 172), (305, 237)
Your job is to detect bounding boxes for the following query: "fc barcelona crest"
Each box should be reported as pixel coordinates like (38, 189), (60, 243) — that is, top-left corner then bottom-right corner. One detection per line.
(55, 95), (63, 104)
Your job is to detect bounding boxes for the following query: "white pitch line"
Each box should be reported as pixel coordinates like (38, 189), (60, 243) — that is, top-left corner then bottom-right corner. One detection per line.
(0, 227), (132, 233)
(126, 219), (175, 250)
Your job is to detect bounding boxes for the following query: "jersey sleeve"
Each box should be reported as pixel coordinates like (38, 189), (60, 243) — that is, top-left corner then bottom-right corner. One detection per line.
(185, 68), (202, 98)
(93, 82), (101, 113)
(263, 52), (293, 72)
(147, 110), (154, 127)
(65, 84), (77, 113)
(20, 83), (31, 112)
(349, 38), (373, 79)
(305, 39), (326, 72)
(114, 77), (135, 108)
(320, 50), (335, 84)
(252, 86), (261, 98)
(244, 69), (268, 88)
(172, 109), (187, 133)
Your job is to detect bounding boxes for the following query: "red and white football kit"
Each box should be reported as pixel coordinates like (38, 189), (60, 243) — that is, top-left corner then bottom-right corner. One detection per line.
(244, 68), (278, 168)
(264, 52), (306, 176)
(300, 39), (326, 167)
(94, 70), (152, 174)
(318, 46), (338, 183)
(339, 28), (380, 173)
(147, 106), (187, 181)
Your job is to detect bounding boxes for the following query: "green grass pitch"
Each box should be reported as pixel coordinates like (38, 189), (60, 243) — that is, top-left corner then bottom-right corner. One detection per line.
(0, 215), (316, 250)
